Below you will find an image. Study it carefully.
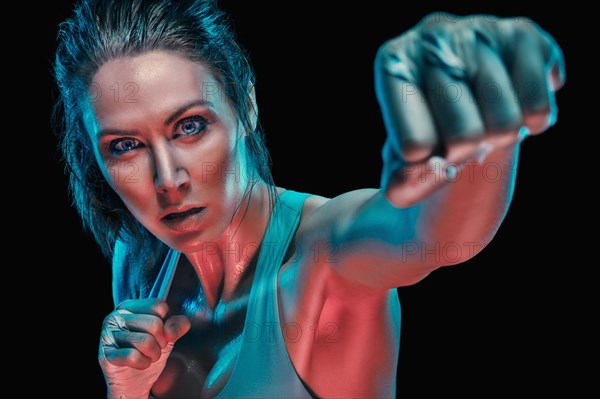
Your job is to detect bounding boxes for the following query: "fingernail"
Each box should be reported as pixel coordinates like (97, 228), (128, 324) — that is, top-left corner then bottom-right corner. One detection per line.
(475, 142), (494, 163)
(446, 164), (457, 180)
(427, 156), (454, 182)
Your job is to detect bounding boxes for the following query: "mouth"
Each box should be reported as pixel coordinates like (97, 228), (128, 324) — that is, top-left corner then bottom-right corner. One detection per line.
(161, 207), (206, 232)
(163, 207), (204, 220)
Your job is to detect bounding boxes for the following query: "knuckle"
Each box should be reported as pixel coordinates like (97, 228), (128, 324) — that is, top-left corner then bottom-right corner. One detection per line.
(125, 350), (145, 367)
(376, 24), (428, 80)
(102, 311), (122, 328)
(471, 14), (500, 24)
(102, 313), (114, 326)
(137, 335), (161, 360)
(137, 333), (155, 349)
(377, 38), (395, 55)
(376, 40), (395, 63)
(151, 300), (169, 316)
(147, 317), (164, 336)
(515, 16), (536, 28)
(377, 34), (408, 61)
(513, 17), (539, 35)
(421, 12), (459, 29)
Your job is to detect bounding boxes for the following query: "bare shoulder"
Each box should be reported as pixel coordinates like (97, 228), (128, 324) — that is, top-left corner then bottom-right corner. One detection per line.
(301, 192), (329, 217)
(283, 187), (390, 292)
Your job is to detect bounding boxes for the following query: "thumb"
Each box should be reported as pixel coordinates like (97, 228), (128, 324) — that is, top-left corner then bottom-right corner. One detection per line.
(163, 315), (191, 343)
(384, 156), (453, 208)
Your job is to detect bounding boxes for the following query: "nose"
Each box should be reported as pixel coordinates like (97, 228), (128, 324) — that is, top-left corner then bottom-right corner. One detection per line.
(153, 143), (190, 194)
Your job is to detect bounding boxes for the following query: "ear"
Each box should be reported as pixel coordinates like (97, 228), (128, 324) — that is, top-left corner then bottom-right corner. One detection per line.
(246, 81), (258, 135)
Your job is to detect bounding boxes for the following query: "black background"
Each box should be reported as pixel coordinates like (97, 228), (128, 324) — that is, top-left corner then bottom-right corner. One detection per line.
(38, 1), (586, 397)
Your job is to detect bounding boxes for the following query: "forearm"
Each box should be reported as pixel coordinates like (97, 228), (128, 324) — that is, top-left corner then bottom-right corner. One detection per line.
(309, 144), (520, 287)
(416, 143), (520, 263)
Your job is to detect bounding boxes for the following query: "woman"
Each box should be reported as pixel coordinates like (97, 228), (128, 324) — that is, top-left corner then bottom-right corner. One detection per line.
(53, 0), (564, 397)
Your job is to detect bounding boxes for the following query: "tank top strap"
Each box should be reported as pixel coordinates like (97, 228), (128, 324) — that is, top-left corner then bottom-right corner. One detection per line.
(217, 189), (315, 398)
(254, 189), (311, 280)
(148, 246), (181, 300)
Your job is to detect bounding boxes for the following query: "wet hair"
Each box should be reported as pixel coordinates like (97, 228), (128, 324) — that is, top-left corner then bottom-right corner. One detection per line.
(53, 0), (275, 262)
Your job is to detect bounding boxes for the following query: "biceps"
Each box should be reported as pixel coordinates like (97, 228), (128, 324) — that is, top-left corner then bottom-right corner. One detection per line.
(301, 189), (431, 288)
(326, 239), (440, 289)
(325, 193), (448, 288)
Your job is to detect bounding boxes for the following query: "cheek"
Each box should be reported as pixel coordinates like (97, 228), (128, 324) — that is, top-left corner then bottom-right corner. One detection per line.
(204, 140), (247, 191)
(104, 158), (155, 210)
(188, 135), (249, 218)
(189, 131), (239, 185)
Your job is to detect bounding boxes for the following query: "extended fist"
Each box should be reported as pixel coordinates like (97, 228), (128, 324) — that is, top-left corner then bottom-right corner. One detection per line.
(375, 13), (565, 206)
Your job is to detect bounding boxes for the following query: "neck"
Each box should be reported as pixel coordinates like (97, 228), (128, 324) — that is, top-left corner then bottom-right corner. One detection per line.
(185, 181), (274, 310)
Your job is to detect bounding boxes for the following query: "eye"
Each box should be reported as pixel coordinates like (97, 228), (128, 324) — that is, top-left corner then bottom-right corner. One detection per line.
(109, 138), (143, 155)
(174, 115), (208, 138)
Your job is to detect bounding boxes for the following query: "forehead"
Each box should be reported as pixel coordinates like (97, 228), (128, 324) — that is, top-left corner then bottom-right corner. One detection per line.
(90, 50), (228, 127)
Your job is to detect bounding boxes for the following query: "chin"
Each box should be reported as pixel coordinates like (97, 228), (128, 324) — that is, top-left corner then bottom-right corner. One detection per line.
(161, 234), (204, 253)
(162, 227), (222, 254)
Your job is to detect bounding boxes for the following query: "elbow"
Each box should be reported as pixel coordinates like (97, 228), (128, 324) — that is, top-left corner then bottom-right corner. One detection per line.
(436, 232), (495, 267)
(440, 242), (486, 266)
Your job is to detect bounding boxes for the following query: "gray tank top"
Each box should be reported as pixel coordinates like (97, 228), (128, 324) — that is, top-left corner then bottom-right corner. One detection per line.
(150, 190), (316, 398)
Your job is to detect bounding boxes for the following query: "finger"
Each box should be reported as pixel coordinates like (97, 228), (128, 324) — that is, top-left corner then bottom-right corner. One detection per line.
(121, 313), (168, 349)
(418, 33), (485, 161)
(383, 139), (496, 208)
(163, 315), (191, 343)
(104, 347), (152, 370)
(508, 21), (560, 134)
(375, 46), (438, 162)
(535, 20), (566, 91)
(471, 37), (523, 149)
(116, 298), (169, 319)
(113, 330), (162, 363)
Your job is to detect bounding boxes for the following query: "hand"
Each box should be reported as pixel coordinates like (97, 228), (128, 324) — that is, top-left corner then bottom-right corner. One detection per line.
(375, 13), (565, 207)
(98, 298), (191, 399)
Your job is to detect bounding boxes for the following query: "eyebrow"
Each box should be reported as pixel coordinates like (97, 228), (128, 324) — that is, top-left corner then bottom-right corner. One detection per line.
(96, 99), (214, 139)
(164, 99), (213, 126)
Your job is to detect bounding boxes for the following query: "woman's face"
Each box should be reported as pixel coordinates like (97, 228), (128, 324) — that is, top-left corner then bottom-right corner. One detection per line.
(84, 51), (252, 252)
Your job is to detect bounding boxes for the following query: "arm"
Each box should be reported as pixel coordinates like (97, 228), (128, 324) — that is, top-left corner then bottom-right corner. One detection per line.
(305, 144), (516, 288)
(299, 14), (564, 289)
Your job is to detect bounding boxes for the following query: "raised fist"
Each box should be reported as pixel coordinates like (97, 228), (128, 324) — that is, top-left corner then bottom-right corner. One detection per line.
(375, 13), (565, 206)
